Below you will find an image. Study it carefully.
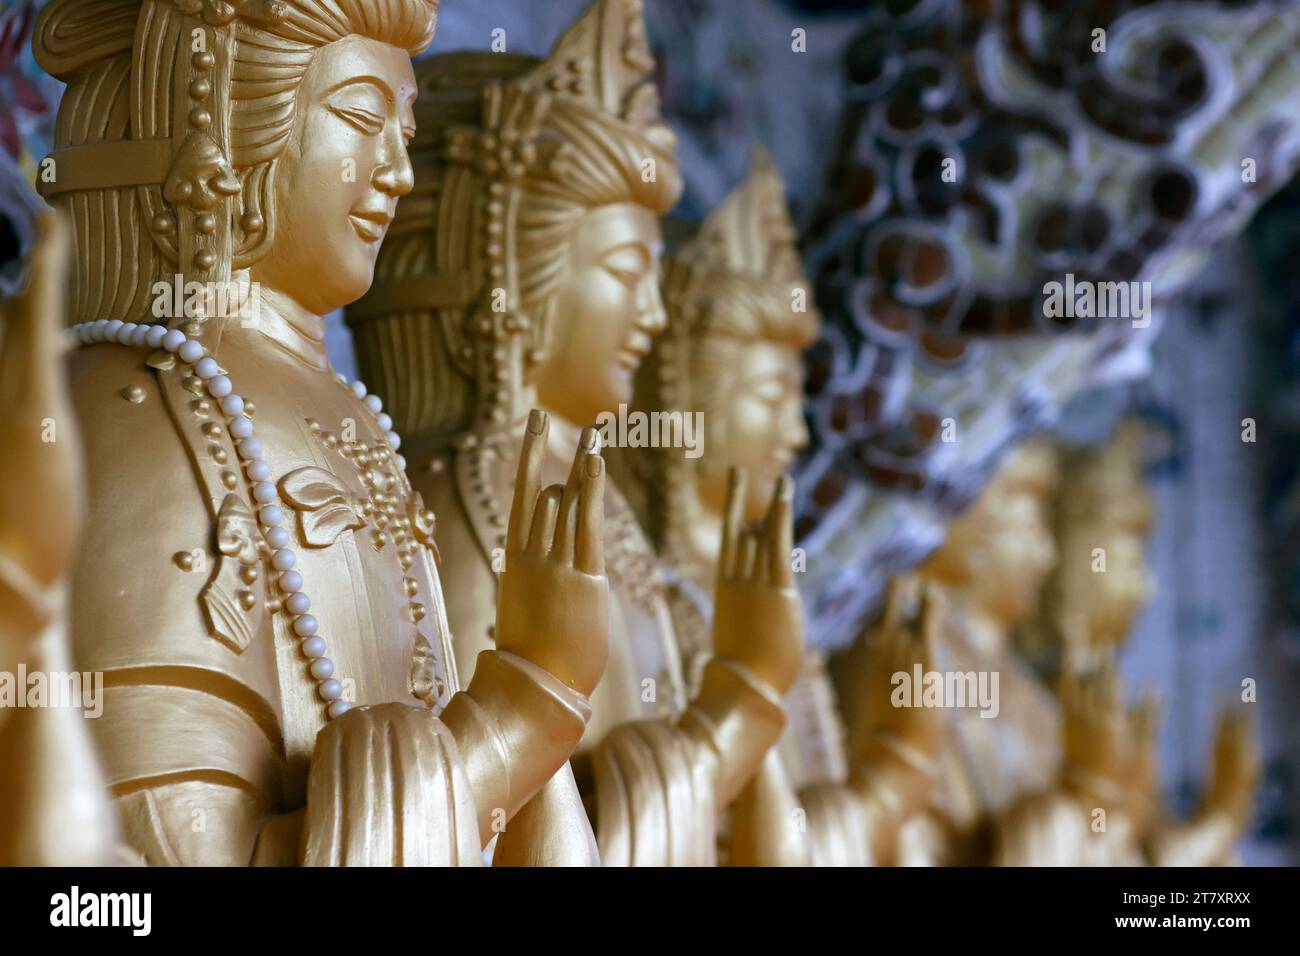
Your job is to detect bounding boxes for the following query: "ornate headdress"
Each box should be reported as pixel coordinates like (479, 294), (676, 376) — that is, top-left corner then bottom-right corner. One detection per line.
(34, 0), (438, 351)
(661, 147), (811, 308)
(348, 0), (682, 457)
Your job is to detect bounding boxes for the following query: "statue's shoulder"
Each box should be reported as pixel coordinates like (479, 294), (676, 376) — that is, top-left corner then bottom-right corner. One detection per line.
(66, 342), (209, 513)
(65, 341), (279, 711)
(64, 340), (182, 491)
(67, 338), (154, 387)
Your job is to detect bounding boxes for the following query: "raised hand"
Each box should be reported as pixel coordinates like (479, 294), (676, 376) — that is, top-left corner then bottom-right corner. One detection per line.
(1204, 707), (1260, 826)
(0, 212), (117, 866)
(711, 468), (804, 695)
(861, 578), (943, 764)
(0, 212), (82, 597)
(1124, 693), (1162, 826)
(1059, 661), (1129, 790)
(493, 409), (609, 697)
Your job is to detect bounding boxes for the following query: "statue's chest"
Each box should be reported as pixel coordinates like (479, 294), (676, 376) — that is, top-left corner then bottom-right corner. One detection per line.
(938, 629), (1059, 814)
(232, 358), (454, 732)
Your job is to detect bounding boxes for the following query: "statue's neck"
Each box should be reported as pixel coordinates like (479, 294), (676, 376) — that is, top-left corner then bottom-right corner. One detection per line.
(246, 283), (331, 372)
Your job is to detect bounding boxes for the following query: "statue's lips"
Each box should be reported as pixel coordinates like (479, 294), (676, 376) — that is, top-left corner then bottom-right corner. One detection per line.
(615, 346), (647, 371)
(348, 212), (390, 243)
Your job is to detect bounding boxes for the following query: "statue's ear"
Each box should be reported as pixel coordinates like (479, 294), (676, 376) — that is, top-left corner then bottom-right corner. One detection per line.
(232, 160), (277, 270)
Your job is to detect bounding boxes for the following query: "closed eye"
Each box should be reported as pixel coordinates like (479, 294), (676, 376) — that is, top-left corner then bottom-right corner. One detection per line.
(602, 265), (642, 288)
(329, 105), (384, 135)
(600, 245), (652, 288)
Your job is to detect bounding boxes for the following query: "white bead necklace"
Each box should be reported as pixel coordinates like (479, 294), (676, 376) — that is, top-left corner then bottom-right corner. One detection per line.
(71, 319), (406, 721)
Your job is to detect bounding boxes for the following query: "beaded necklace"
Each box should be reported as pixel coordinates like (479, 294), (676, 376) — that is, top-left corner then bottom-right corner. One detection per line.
(71, 318), (406, 721)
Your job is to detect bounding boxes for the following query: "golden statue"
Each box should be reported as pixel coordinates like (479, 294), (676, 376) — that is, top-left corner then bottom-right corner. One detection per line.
(36, 0), (612, 866)
(1023, 421), (1155, 675)
(1139, 701), (1259, 866)
(0, 214), (117, 865)
(832, 443), (1064, 864)
(350, 0), (804, 865)
(993, 663), (1259, 866)
(614, 150), (940, 865)
(997, 423), (1259, 865)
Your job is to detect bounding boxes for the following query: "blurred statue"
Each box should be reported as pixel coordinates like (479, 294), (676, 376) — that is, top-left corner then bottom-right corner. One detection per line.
(35, 0), (611, 866)
(613, 150), (939, 865)
(351, 0), (804, 865)
(845, 442), (1063, 864)
(994, 665), (1259, 866)
(1140, 703), (1260, 866)
(992, 664), (1146, 866)
(1020, 421), (1156, 676)
(0, 213), (117, 865)
(1002, 422), (1259, 865)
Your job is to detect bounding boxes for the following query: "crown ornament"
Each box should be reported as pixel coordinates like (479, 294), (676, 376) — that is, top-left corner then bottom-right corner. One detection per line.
(425, 0), (676, 189)
(671, 148), (805, 284)
(660, 149), (813, 339)
(170, 0), (288, 27)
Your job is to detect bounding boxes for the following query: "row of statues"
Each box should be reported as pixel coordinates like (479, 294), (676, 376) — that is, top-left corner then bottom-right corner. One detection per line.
(0, 0), (1256, 866)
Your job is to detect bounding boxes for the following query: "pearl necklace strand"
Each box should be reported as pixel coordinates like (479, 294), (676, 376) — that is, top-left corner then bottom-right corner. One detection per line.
(70, 318), (406, 721)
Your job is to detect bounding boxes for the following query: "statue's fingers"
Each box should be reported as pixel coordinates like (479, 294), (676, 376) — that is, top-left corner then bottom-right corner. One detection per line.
(739, 531), (759, 583)
(527, 484), (564, 557)
(719, 468), (747, 581)
(553, 487), (579, 567)
(507, 409), (549, 553)
(765, 475), (794, 588)
(2, 212), (69, 408)
(575, 452), (605, 576)
(564, 427), (600, 503)
(555, 428), (599, 566)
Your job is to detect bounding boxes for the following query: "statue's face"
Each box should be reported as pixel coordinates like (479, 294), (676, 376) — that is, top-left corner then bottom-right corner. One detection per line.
(533, 202), (665, 425)
(1073, 527), (1152, 643)
(698, 339), (808, 523)
(250, 36), (416, 315)
(929, 481), (1055, 624)
(972, 488), (1055, 621)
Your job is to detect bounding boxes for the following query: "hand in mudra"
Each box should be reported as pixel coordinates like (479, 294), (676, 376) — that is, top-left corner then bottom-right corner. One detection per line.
(493, 409), (609, 697)
(0, 213), (82, 595)
(1059, 662), (1129, 785)
(711, 469), (804, 696)
(1205, 707), (1260, 825)
(1125, 694), (1162, 823)
(863, 578), (943, 760)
